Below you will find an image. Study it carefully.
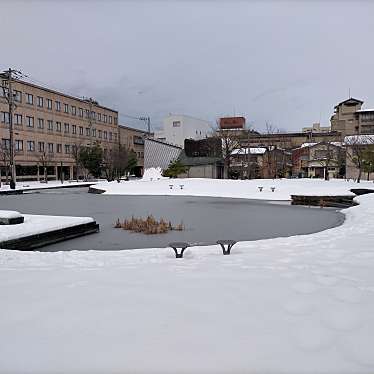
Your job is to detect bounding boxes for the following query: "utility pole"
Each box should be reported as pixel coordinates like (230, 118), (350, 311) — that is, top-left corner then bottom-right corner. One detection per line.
(2, 68), (18, 189)
(139, 116), (151, 134)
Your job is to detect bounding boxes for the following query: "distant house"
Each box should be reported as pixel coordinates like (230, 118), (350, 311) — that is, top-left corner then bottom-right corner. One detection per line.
(178, 138), (224, 179)
(230, 147), (266, 179)
(292, 142), (344, 179)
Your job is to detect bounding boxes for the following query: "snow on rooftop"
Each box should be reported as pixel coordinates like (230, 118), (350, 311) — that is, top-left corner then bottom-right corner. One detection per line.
(344, 134), (374, 145)
(301, 142), (342, 148)
(356, 108), (374, 113)
(231, 147), (267, 155)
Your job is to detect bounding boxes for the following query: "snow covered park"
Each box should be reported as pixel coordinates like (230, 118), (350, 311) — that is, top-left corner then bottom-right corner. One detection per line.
(0, 179), (96, 192)
(96, 173), (374, 201)
(1, 175), (374, 372)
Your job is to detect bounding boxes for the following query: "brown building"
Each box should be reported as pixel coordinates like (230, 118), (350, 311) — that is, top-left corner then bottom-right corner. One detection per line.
(118, 125), (150, 176)
(0, 76), (118, 181)
(331, 98), (374, 136)
(219, 116), (246, 130)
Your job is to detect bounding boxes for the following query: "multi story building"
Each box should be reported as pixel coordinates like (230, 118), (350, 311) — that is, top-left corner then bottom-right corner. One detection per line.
(0, 76), (118, 181)
(118, 125), (150, 176)
(156, 114), (212, 147)
(330, 98), (374, 136)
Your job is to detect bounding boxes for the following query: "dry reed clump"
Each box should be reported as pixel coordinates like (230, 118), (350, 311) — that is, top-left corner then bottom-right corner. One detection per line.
(114, 215), (184, 235)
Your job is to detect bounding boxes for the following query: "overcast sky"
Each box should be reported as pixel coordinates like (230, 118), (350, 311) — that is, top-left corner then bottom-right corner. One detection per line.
(2, 0), (374, 132)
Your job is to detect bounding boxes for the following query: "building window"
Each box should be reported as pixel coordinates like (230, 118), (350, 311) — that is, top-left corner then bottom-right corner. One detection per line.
(56, 122), (62, 132)
(57, 144), (62, 153)
(98, 129), (102, 139)
(173, 121), (181, 127)
(37, 118), (44, 129)
(103, 114), (107, 123)
(15, 140), (23, 151)
(109, 116), (112, 124)
(85, 109), (90, 119)
(64, 103), (69, 113)
(47, 99), (52, 110)
(114, 117), (117, 125)
(79, 108), (83, 117)
(27, 141), (35, 152)
(26, 116), (34, 127)
(103, 131), (108, 139)
(64, 123), (70, 133)
(47, 120), (53, 131)
(86, 127), (91, 136)
(1, 112), (10, 124)
(48, 143), (54, 153)
(114, 133), (117, 141)
(72, 106), (76, 115)
(79, 126), (84, 135)
(65, 144), (70, 154)
(37, 96), (44, 107)
(26, 93), (33, 105)
(14, 90), (22, 103)
(72, 124), (76, 134)
(98, 113), (101, 122)
(91, 111), (96, 120)
(2, 138), (10, 149)
(55, 101), (61, 111)
(109, 132), (112, 141)
(38, 141), (45, 152)
(92, 128), (96, 137)
(14, 114), (22, 125)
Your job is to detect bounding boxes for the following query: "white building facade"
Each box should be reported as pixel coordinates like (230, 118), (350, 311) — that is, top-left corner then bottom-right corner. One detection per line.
(157, 115), (213, 147)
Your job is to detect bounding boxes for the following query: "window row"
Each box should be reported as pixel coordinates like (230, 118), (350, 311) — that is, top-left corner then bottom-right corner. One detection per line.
(1, 113), (117, 141)
(2, 139), (76, 154)
(6, 91), (117, 124)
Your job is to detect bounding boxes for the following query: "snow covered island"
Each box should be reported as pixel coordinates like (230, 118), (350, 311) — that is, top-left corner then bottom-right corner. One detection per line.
(0, 212), (99, 250)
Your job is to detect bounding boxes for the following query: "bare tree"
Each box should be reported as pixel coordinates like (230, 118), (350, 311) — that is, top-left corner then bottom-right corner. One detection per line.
(345, 135), (374, 183)
(38, 151), (53, 183)
(103, 144), (135, 181)
(71, 142), (84, 182)
(214, 126), (242, 178)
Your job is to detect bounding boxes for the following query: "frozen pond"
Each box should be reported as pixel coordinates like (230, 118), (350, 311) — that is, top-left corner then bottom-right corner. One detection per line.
(0, 187), (344, 251)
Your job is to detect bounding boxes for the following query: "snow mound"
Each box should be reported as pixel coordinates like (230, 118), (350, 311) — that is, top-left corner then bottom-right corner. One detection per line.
(141, 167), (167, 181)
(0, 210), (23, 219)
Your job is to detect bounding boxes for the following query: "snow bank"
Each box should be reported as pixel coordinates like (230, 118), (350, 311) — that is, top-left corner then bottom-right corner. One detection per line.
(95, 177), (374, 200)
(1, 193), (374, 372)
(141, 167), (166, 181)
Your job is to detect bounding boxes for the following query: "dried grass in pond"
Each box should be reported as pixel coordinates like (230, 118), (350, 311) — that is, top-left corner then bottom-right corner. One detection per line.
(114, 215), (184, 235)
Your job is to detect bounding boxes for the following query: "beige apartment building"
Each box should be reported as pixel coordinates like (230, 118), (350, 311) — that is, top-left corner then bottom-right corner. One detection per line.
(331, 98), (374, 136)
(0, 76), (118, 181)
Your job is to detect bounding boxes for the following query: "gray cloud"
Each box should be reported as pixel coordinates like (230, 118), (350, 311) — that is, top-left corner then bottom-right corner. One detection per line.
(2, 0), (374, 132)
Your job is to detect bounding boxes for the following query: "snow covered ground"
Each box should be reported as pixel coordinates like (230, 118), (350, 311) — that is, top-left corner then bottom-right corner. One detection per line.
(95, 177), (374, 200)
(0, 180), (97, 192)
(1, 179), (374, 372)
(0, 213), (94, 242)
